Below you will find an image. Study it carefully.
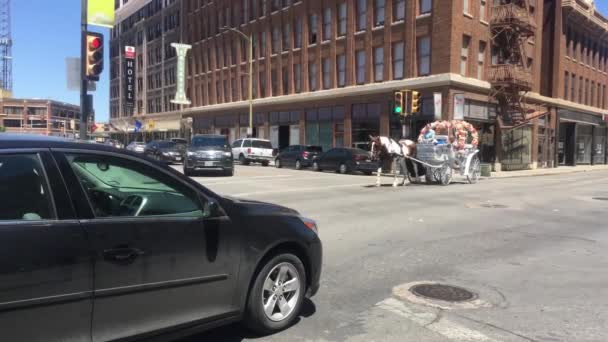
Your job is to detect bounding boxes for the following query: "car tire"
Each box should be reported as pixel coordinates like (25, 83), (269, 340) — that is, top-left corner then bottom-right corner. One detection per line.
(184, 167), (192, 177)
(240, 154), (250, 166)
(244, 253), (307, 335)
(224, 168), (234, 177)
(262, 161), (270, 167)
(339, 163), (349, 174)
(295, 160), (302, 170)
(363, 171), (373, 176)
(275, 159), (282, 168)
(312, 161), (321, 172)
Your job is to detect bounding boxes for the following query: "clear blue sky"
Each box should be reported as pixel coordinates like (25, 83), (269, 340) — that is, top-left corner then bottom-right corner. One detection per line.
(10, 1), (608, 123)
(12, 0), (109, 121)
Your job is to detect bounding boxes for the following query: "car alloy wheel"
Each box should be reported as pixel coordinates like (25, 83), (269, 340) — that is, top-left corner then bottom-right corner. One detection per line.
(245, 253), (306, 334)
(339, 163), (348, 174)
(295, 160), (302, 170)
(313, 161), (321, 172)
(275, 159), (282, 168)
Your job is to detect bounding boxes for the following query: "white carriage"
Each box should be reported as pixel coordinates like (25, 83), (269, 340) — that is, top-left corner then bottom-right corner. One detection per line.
(413, 141), (481, 185)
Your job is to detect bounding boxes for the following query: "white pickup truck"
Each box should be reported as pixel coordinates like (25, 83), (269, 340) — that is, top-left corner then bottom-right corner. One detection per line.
(231, 138), (275, 166)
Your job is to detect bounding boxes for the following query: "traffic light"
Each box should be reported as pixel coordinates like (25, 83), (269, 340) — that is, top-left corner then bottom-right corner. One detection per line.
(394, 91), (404, 115)
(86, 32), (104, 81)
(411, 90), (421, 114)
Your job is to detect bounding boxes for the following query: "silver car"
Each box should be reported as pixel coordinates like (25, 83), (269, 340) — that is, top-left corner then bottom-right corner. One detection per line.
(126, 141), (146, 153)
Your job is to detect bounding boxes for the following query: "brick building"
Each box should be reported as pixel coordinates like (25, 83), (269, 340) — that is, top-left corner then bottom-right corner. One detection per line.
(109, 0), (184, 139)
(111, 0), (608, 170)
(0, 98), (83, 137)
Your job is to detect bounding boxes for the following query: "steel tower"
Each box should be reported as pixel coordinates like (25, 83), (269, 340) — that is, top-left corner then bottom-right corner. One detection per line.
(0, 0), (12, 92)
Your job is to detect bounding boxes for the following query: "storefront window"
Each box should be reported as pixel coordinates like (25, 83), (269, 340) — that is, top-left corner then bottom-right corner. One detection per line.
(501, 126), (532, 170)
(577, 125), (593, 164)
(352, 103), (380, 147)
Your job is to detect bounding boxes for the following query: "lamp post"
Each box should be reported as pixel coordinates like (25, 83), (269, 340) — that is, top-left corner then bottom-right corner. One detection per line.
(222, 26), (254, 137)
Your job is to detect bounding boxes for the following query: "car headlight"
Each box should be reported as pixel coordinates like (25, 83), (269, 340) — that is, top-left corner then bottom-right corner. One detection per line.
(223, 152), (232, 157)
(299, 217), (318, 234)
(187, 151), (196, 156)
(163, 152), (171, 156)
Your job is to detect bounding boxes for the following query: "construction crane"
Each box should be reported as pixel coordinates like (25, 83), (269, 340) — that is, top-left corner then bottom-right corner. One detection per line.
(0, 0), (12, 95)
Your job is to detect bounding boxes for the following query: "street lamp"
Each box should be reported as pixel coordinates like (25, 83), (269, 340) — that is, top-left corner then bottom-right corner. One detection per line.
(222, 26), (254, 137)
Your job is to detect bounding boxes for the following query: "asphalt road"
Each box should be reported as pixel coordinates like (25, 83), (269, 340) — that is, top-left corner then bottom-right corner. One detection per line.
(174, 164), (608, 342)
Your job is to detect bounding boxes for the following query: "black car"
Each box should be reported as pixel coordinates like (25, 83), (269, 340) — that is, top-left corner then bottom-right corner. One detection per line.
(144, 140), (184, 164)
(275, 145), (323, 170)
(312, 148), (377, 175)
(0, 134), (321, 341)
(185, 134), (234, 176)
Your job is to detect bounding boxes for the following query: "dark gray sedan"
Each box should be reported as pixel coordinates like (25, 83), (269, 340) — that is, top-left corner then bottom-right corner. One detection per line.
(184, 135), (235, 176)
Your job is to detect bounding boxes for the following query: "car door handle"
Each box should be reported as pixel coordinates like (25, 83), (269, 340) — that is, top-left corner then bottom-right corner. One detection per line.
(103, 247), (145, 265)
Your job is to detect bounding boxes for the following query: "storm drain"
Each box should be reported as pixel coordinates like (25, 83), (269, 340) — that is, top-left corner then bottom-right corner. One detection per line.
(479, 203), (508, 209)
(592, 197), (608, 201)
(410, 284), (476, 303)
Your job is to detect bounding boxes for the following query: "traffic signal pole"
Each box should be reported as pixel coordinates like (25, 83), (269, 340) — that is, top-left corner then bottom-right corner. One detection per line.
(79, 0), (88, 140)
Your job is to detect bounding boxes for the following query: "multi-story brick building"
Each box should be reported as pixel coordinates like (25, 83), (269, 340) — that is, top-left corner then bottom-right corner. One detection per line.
(0, 98), (83, 137)
(109, 0), (183, 140)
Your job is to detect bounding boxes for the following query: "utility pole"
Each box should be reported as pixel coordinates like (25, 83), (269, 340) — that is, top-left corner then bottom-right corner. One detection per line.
(79, 0), (88, 140)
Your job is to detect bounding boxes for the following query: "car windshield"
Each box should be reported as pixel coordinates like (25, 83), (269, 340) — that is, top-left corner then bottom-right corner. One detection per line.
(252, 140), (273, 149)
(192, 136), (227, 147)
(157, 141), (177, 149)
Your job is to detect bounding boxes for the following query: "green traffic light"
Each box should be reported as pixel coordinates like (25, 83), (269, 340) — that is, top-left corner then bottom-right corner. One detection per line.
(395, 107), (402, 114)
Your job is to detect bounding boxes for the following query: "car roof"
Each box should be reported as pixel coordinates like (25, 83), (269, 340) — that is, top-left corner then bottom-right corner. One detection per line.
(243, 138), (270, 141)
(0, 134), (134, 154)
(193, 134), (226, 138)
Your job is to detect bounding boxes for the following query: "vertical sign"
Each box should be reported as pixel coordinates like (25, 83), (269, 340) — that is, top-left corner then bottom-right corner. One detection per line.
(171, 43), (192, 105)
(433, 92), (442, 120)
(454, 93), (465, 120)
(124, 46), (136, 107)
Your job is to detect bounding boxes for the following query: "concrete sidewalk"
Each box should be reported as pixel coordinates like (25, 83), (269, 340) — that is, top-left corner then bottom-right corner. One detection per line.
(491, 164), (608, 178)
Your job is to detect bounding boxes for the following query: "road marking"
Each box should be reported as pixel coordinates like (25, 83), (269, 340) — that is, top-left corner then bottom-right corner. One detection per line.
(377, 298), (499, 342)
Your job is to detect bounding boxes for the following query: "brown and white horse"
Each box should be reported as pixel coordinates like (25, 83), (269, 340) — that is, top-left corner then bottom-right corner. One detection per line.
(369, 136), (425, 187)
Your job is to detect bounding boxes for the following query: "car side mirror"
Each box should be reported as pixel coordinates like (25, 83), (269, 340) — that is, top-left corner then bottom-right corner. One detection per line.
(203, 200), (219, 218)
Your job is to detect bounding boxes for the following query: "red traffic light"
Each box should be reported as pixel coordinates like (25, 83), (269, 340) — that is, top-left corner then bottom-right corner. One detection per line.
(89, 37), (101, 50)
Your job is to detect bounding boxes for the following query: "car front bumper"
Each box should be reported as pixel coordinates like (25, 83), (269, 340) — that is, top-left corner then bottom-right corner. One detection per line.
(186, 157), (233, 170)
(160, 154), (184, 163)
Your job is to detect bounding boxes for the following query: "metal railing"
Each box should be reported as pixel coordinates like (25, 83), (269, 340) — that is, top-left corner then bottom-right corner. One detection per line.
(489, 64), (533, 90)
(491, 3), (536, 28)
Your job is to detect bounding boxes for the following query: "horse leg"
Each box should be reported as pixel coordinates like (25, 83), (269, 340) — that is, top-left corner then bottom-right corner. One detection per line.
(400, 158), (407, 186)
(376, 166), (382, 187)
(392, 163), (399, 188)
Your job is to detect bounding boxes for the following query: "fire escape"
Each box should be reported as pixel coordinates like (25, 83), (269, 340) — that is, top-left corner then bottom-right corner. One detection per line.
(489, 0), (537, 128)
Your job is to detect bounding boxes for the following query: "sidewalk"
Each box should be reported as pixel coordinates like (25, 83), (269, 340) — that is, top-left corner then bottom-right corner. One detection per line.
(490, 164), (608, 178)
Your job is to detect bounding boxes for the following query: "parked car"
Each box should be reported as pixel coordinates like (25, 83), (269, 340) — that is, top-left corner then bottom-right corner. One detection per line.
(232, 138), (274, 166)
(184, 134), (234, 177)
(170, 137), (189, 145)
(126, 141), (146, 153)
(144, 140), (184, 164)
(0, 134), (322, 341)
(275, 145), (323, 170)
(103, 139), (124, 149)
(312, 148), (377, 175)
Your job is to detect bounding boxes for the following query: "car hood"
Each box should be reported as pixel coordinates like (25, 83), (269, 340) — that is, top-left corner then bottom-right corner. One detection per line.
(159, 148), (181, 153)
(223, 196), (300, 216)
(188, 146), (231, 152)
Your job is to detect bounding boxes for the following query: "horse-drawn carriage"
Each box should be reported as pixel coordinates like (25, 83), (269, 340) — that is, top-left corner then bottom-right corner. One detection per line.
(413, 141), (481, 185)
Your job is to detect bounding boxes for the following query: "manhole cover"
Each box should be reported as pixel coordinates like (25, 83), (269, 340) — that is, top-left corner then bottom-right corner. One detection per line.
(410, 284), (476, 302)
(480, 203), (508, 209)
(593, 197), (608, 201)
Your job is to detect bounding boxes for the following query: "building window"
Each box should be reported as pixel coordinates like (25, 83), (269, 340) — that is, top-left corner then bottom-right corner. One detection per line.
(463, 0), (469, 15)
(323, 7), (332, 41)
(393, 0), (405, 21)
(337, 54), (346, 87)
(585, 78), (589, 105)
(260, 31), (267, 57)
(295, 18), (302, 48)
(241, 76), (247, 100)
(309, 14), (318, 45)
(461, 35), (470, 75)
(283, 22), (291, 51)
(417, 36), (431, 75)
(356, 49), (366, 84)
(392, 41), (404, 79)
(603, 85), (606, 109)
(564, 72), (568, 100)
(591, 81), (595, 107)
(480, 0), (487, 22)
(283, 67), (289, 94)
(566, 28), (572, 57)
(357, 0), (367, 31)
(271, 69), (278, 95)
(419, 0), (431, 15)
(272, 26), (280, 54)
(260, 71), (266, 97)
(323, 57), (332, 89)
(224, 80), (229, 102)
(309, 62), (318, 91)
(598, 83), (602, 108)
(271, 0), (279, 12)
(374, 0), (385, 26)
(374, 47), (384, 82)
(477, 41), (486, 79)
(338, 3), (347, 36)
(294, 63), (302, 93)
(571, 73), (576, 102)
(579, 76), (583, 103)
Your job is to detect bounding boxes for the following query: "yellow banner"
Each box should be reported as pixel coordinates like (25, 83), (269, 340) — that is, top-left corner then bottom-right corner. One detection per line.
(88, 0), (115, 28)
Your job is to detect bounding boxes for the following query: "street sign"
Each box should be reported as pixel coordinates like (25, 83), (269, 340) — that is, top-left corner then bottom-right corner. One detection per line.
(433, 92), (442, 120)
(124, 46), (136, 107)
(454, 94), (465, 120)
(134, 120), (143, 132)
(88, 0), (115, 28)
(171, 43), (192, 105)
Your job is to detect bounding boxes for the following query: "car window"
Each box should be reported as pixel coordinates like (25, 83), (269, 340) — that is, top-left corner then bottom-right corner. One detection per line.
(157, 141), (176, 148)
(252, 140), (272, 149)
(243, 139), (252, 148)
(193, 136), (228, 147)
(306, 146), (323, 153)
(0, 154), (54, 221)
(325, 149), (337, 157)
(66, 154), (204, 219)
(231, 140), (242, 148)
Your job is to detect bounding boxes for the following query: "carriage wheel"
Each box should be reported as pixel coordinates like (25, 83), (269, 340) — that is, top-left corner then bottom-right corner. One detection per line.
(434, 165), (452, 186)
(425, 166), (434, 184)
(467, 157), (481, 184)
